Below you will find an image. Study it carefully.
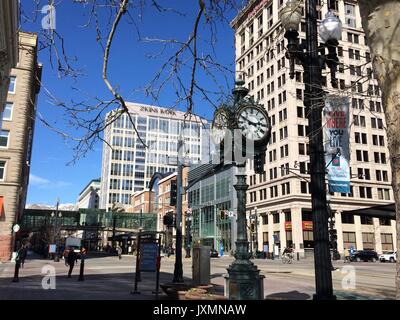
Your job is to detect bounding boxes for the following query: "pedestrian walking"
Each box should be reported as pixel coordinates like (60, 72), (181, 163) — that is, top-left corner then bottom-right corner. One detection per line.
(344, 248), (350, 263)
(117, 246), (122, 260)
(78, 248), (86, 281)
(12, 250), (22, 282)
(63, 248), (69, 266)
(67, 247), (77, 278)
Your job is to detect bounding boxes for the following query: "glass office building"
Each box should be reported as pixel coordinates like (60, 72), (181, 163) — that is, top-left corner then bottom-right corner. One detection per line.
(188, 163), (237, 254)
(100, 102), (208, 210)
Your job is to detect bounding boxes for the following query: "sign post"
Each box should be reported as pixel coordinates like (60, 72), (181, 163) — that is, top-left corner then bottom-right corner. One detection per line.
(131, 231), (163, 297)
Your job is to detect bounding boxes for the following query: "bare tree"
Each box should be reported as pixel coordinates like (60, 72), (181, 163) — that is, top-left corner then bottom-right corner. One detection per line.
(358, 0), (400, 299)
(18, 0), (246, 163)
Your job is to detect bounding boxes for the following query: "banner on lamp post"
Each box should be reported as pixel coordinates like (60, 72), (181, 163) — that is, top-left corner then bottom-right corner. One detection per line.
(324, 95), (350, 193)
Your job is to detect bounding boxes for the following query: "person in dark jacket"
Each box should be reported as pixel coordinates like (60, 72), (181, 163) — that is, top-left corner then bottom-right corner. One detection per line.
(19, 245), (28, 268)
(67, 247), (78, 278)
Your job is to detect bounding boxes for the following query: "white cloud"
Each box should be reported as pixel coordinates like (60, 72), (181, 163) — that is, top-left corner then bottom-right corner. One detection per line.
(29, 174), (50, 186)
(29, 174), (72, 189)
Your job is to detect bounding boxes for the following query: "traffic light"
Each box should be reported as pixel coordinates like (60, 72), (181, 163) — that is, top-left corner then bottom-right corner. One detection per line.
(163, 213), (174, 226)
(250, 222), (255, 233)
(254, 152), (265, 174)
(219, 210), (226, 220)
(170, 180), (177, 206)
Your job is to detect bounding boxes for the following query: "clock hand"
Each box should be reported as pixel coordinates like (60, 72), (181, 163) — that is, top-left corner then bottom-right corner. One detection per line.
(247, 118), (259, 126)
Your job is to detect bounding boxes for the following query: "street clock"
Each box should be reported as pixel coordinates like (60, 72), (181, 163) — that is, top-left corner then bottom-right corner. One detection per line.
(211, 108), (230, 145)
(236, 104), (271, 146)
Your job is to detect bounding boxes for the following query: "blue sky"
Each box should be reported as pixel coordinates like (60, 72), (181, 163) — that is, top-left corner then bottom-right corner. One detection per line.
(22, 1), (238, 205)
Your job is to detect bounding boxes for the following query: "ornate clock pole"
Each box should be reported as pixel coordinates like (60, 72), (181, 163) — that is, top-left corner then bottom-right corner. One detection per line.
(213, 80), (271, 300)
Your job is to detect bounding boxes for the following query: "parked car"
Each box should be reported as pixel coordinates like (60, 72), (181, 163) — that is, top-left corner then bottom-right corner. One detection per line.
(350, 250), (379, 262)
(210, 249), (219, 258)
(379, 251), (397, 263)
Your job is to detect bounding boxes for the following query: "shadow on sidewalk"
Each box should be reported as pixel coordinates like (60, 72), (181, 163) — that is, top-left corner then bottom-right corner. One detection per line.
(266, 291), (311, 300)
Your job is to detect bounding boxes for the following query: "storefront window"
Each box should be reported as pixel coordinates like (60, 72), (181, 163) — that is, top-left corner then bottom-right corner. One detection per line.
(303, 231), (314, 248)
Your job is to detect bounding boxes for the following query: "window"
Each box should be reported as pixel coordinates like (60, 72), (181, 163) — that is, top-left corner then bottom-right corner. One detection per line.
(281, 182), (290, 195)
(263, 232), (269, 247)
(8, 76), (16, 93)
(0, 131), (9, 148)
(361, 215), (373, 225)
(349, 49), (354, 59)
(2, 102), (13, 121)
(343, 232), (356, 249)
(362, 233), (375, 250)
(297, 106), (304, 118)
(381, 233), (394, 251)
(355, 150), (368, 162)
(0, 161), (5, 180)
(341, 213), (354, 224)
(257, 14), (263, 37)
(378, 188), (391, 200)
(267, 4), (273, 28)
(300, 181), (308, 194)
(379, 218), (391, 226)
(280, 144), (289, 158)
(298, 125), (305, 136)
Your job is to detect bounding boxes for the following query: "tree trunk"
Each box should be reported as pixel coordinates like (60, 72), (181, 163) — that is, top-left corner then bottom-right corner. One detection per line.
(358, 0), (400, 299)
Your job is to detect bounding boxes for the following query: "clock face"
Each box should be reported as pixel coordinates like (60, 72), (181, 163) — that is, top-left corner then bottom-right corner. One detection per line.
(211, 109), (229, 144)
(237, 105), (270, 142)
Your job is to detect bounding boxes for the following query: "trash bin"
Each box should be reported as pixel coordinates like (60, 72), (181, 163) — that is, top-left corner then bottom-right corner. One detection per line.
(192, 244), (210, 286)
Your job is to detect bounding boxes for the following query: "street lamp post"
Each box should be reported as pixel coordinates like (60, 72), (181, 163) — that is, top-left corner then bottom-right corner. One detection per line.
(280, 0), (342, 300)
(51, 206), (62, 262)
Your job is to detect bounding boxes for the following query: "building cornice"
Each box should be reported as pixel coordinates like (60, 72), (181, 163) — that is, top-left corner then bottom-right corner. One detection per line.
(231, 0), (271, 30)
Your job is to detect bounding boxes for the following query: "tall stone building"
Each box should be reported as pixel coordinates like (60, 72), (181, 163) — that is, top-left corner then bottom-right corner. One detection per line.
(0, 0), (19, 116)
(0, 32), (42, 261)
(231, 0), (396, 256)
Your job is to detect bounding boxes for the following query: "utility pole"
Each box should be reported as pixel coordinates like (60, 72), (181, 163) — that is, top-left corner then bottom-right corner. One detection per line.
(255, 207), (258, 254)
(55, 198), (60, 261)
(173, 131), (184, 283)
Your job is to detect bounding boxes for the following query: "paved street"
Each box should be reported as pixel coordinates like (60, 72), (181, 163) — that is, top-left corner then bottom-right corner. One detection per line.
(0, 252), (396, 300)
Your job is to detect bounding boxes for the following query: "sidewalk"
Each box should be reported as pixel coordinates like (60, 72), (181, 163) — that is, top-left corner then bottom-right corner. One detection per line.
(0, 255), (395, 300)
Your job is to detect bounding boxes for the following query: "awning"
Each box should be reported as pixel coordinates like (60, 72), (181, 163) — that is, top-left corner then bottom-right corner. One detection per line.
(342, 203), (396, 219)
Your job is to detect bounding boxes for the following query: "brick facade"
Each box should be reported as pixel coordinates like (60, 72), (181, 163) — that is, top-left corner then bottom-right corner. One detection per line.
(0, 32), (40, 262)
